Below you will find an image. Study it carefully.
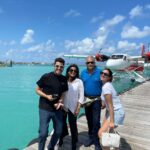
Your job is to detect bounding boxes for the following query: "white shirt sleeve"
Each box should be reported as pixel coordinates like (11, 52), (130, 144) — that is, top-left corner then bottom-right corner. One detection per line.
(103, 83), (112, 95)
(78, 79), (84, 104)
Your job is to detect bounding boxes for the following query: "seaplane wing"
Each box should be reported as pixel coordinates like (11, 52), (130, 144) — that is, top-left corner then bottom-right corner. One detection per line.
(127, 56), (142, 61)
(64, 53), (110, 62)
(63, 54), (88, 59)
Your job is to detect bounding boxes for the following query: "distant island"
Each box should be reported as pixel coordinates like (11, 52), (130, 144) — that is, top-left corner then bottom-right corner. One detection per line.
(0, 60), (86, 67)
(0, 60), (12, 67)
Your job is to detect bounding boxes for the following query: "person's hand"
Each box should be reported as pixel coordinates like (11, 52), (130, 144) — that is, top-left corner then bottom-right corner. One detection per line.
(101, 101), (106, 109)
(74, 107), (80, 116)
(109, 122), (115, 130)
(46, 95), (53, 101)
(54, 102), (64, 110)
(58, 99), (63, 103)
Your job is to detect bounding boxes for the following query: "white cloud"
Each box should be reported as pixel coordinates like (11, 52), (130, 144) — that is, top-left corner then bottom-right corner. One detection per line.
(26, 40), (55, 52)
(96, 26), (107, 37)
(93, 15), (125, 49)
(27, 44), (43, 52)
(64, 9), (81, 17)
(21, 29), (34, 44)
(93, 36), (107, 49)
(90, 15), (103, 23)
(117, 40), (139, 51)
(103, 46), (116, 54)
(65, 38), (94, 53)
(121, 24), (150, 38)
(103, 15), (125, 27)
(129, 5), (143, 18)
(96, 15), (125, 36)
(129, 4), (150, 19)
(0, 40), (16, 46)
(64, 15), (125, 54)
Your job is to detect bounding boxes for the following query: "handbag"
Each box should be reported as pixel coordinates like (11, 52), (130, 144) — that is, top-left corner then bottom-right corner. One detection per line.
(101, 130), (120, 148)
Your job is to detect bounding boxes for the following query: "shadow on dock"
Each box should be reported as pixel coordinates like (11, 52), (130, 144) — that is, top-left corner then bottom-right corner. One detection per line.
(120, 138), (132, 150)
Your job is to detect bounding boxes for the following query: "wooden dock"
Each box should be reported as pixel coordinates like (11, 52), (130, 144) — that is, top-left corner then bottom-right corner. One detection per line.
(25, 81), (150, 150)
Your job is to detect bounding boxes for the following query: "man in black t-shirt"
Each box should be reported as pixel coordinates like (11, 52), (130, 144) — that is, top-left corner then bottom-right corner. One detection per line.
(36, 57), (68, 150)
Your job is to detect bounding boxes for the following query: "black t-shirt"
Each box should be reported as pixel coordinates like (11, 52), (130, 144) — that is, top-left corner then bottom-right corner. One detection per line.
(36, 72), (68, 111)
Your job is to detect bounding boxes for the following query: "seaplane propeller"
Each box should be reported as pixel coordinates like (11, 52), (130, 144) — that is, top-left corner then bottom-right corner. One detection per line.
(95, 53), (110, 62)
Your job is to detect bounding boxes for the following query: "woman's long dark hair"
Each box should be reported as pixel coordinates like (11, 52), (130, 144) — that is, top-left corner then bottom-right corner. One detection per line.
(66, 64), (79, 80)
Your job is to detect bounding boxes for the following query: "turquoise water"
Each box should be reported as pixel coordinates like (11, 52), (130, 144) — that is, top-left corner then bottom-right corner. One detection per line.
(0, 65), (149, 150)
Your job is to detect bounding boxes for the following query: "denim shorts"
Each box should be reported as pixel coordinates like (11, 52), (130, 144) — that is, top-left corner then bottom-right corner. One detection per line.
(105, 108), (125, 126)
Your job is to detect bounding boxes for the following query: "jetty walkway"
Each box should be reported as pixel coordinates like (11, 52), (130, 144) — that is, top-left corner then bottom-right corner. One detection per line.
(25, 80), (150, 150)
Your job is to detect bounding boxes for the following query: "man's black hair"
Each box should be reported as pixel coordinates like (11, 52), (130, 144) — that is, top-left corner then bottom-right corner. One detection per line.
(54, 57), (65, 65)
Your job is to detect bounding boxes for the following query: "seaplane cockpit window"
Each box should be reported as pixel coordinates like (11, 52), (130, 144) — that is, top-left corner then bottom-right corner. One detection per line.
(111, 55), (124, 59)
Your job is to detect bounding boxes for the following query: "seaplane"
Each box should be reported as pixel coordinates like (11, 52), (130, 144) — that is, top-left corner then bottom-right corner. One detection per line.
(64, 44), (150, 83)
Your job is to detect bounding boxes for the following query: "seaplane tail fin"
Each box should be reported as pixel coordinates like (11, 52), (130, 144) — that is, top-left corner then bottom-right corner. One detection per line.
(141, 43), (150, 61)
(141, 44), (145, 57)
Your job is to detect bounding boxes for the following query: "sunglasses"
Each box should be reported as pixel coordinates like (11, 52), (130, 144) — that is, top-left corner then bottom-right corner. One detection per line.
(69, 69), (77, 73)
(86, 61), (95, 65)
(100, 72), (110, 77)
(55, 65), (64, 69)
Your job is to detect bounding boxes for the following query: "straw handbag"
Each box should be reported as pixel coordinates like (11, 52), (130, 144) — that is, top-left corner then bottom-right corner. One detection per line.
(101, 131), (120, 148)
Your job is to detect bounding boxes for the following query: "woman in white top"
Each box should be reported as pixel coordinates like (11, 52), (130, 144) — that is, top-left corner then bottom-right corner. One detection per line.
(98, 68), (125, 139)
(59, 64), (84, 150)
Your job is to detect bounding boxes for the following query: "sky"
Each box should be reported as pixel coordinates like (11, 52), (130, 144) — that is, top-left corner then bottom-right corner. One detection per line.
(0, 0), (150, 62)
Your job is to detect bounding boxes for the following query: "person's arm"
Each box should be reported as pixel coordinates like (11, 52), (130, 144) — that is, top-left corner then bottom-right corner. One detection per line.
(74, 102), (81, 116)
(104, 94), (115, 129)
(59, 92), (66, 103)
(35, 86), (53, 101)
(54, 77), (68, 110)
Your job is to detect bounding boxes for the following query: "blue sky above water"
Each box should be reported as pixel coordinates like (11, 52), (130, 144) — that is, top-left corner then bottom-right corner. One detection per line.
(0, 0), (150, 62)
